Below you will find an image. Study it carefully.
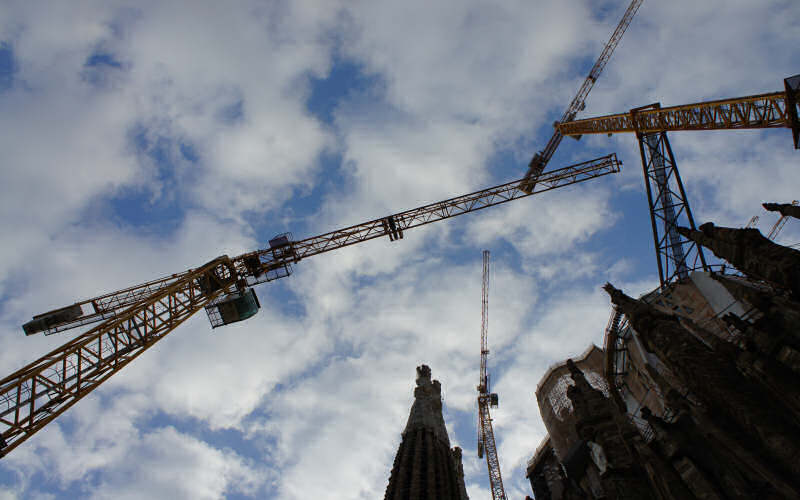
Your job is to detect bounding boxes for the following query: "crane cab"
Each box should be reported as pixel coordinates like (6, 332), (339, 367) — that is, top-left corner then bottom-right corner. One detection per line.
(490, 393), (499, 408)
(269, 232), (296, 260)
(204, 288), (261, 328)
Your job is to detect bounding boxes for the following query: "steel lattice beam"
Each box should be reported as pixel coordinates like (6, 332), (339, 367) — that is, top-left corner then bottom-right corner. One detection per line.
(5, 154), (621, 456)
(476, 250), (506, 500)
(638, 131), (707, 287)
(521, 0), (643, 192)
(32, 154), (621, 335)
(479, 250), (490, 396)
(0, 258), (235, 456)
(32, 273), (192, 335)
(34, 154), (621, 336)
(243, 154), (621, 274)
(479, 398), (507, 500)
(558, 91), (795, 138)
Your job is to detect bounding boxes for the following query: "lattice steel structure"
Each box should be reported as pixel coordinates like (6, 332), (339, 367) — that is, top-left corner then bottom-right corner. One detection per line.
(477, 250), (506, 500)
(520, 0), (643, 192)
(478, 400), (505, 500)
(2, 154), (622, 457)
(1, 257), (235, 455)
(637, 126), (707, 287)
(557, 75), (800, 149)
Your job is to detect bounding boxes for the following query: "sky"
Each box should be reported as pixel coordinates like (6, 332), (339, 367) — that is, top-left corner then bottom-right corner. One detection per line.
(0, 1), (798, 498)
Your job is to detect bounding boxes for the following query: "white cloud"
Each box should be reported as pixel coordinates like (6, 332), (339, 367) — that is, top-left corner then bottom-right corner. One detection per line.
(88, 426), (262, 500)
(1, 0), (799, 498)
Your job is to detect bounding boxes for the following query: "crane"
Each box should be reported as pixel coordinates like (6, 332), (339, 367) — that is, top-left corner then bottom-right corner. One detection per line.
(634, 119), (708, 287)
(556, 74), (800, 148)
(553, 75), (800, 286)
(0, 154), (621, 457)
(476, 250), (506, 500)
(520, 0), (644, 193)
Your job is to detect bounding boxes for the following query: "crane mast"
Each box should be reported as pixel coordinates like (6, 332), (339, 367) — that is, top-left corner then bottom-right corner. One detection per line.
(479, 251), (490, 397)
(521, 0), (643, 193)
(1, 154), (621, 457)
(477, 250), (506, 500)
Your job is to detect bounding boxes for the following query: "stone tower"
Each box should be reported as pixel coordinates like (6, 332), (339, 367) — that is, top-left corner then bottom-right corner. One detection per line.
(384, 365), (469, 500)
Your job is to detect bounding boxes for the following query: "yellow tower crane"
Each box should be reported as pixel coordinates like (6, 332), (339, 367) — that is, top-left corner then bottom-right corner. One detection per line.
(556, 74), (800, 148)
(477, 250), (506, 500)
(0, 154), (621, 457)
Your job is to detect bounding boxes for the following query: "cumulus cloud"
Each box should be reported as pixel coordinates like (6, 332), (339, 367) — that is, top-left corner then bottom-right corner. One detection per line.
(88, 426), (262, 500)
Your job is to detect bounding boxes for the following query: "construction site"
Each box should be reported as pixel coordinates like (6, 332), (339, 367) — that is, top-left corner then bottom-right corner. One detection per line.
(0, 1), (799, 499)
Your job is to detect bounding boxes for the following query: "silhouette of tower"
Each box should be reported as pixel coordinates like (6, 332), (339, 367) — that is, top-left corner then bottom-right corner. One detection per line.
(384, 365), (469, 500)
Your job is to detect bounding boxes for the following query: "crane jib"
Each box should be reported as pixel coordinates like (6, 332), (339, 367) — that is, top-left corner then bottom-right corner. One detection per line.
(22, 153), (621, 336)
(244, 154), (620, 277)
(3, 154), (620, 457)
(521, 0), (643, 192)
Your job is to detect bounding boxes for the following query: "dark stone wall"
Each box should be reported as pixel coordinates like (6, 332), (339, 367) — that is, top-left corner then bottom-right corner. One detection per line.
(384, 428), (467, 500)
(604, 280), (800, 499)
(528, 228), (800, 499)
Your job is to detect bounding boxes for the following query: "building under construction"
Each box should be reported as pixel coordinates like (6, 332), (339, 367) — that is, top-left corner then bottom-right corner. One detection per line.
(526, 216), (800, 499)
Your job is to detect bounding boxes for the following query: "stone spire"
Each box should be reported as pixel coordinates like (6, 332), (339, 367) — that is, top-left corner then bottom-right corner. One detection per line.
(677, 223), (800, 297)
(402, 365), (450, 446)
(384, 365), (468, 500)
(763, 202), (800, 220)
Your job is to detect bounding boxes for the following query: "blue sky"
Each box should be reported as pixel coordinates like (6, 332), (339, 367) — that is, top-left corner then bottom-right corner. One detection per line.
(0, 1), (798, 498)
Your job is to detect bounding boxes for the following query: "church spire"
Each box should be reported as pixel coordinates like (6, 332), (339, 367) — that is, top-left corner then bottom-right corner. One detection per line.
(384, 365), (469, 500)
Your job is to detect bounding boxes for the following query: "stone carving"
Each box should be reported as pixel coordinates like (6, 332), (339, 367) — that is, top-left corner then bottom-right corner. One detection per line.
(677, 223), (800, 297)
(763, 202), (800, 220)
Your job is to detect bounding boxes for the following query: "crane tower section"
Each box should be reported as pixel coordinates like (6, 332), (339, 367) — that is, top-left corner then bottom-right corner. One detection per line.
(635, 115), (707, 287)
(477, 250), (506, 500)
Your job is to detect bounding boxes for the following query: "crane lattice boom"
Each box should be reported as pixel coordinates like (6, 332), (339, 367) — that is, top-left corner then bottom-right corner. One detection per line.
(479, 250), (490, 395)
(0, 258), (234, 455)
(521, 0), (643, 192)
(26, 154), (621, 337)
(1, 154), (621, 457)
(557, 89), (799, 140)
(477, 250), (507, 500)
(479, 395), (506, 500)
